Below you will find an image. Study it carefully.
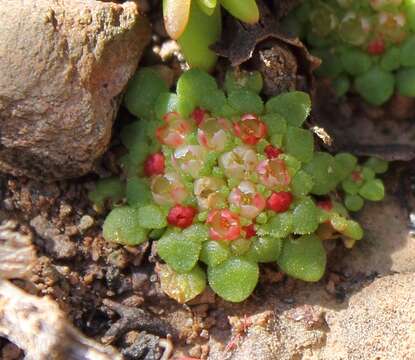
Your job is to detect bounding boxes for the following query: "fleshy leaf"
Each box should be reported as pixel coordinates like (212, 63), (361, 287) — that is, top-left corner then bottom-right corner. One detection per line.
(103, 207), (147, 246)
(265, 92), (311, 127)
(163, 0), (192, 40)
(158, 264), (206, 303)
(208, 257), (259, 302)
(157, 232), (201, 273)
(277, 234), (327, 282)
(124, 68), (168, 119)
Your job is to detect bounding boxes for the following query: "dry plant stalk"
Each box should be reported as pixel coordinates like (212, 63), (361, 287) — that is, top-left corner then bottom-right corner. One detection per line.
(0, 219), (123, 360)
(0, 279), (123, 360)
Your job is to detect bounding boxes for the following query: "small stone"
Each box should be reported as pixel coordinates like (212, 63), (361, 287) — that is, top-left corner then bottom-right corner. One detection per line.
(78, 215), (94, 232)
(189, 344), (202, 358)
(200, 329), (209, 339)
(59, 204), (72, 218)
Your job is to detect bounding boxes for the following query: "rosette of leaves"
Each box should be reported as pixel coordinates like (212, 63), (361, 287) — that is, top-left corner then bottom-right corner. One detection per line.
(90, 67), (388, 303)
(163, 0), (260, 70)
(282, 0), (415, 105)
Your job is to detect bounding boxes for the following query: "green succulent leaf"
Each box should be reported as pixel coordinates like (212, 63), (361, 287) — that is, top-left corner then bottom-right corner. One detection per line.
(228, 89), (264, 115)
(265, 92), (311, 127)
(284, 127), (314, 163)
(124, 68), (168, 120)
(278, 234), (327, 282)
(177, 68), (218, 116)
(178, 2), (221, 71)
(358, 179), (385, 201)
(138, 204), (167, 229)
(292, 197), (319, 235)
(89, 177), (125, 208)
(158, 264), (206, 303)
(163, 0), (191, 40)
(248, 236), (282, 263)
(304, 152), (341, 195)
(208, 257), (259, 302)
(157, 232), (202, 273)
(219, 0), (259, 24)
(354, 67), (395, 106)
(396, 68), (415, 97)
(200, 240), (230, 266)
(126, 178), (152, 207)
(103, 207), (147, 246)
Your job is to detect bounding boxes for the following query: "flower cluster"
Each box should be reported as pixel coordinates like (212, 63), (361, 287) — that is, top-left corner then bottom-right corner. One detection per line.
(91, 68), (388, 303)
(283, 0), (415, 105)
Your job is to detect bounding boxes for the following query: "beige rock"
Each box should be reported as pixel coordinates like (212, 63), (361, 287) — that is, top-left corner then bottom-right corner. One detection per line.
(0, 0), (150, 179)
(321, 273), (415, 360)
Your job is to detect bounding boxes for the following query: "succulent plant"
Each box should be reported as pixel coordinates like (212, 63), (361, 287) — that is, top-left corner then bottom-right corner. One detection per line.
(163, 0), (260, 70)
(90, 68), (388, 303)
(283, 0), (415, 105)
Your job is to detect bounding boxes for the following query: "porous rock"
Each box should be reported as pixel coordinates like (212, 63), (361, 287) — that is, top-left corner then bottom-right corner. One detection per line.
(0, 0), (150, 179)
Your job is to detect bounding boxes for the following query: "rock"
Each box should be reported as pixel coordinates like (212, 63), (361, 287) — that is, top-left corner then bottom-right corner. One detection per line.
(321, 273), (415, 360)
(208, 274), (415, 360)
(0, 0), (150, 180)
(30, 215), (77, 259)
(336, 194), (415, 276)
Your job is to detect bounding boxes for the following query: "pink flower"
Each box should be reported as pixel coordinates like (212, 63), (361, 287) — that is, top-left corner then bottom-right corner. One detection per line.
(197, 116), (231, 151)
(228, 181), (266, 219)
(156, 112), (195, 148)
(151, 172), (188, 206)
(375, 11), (407, 44)
(219, 145), (258, 180)
(257, 158), (291, 189)
(194, 177), (226, 211)
(173, 145), (207, 178)
(233, 114), (267, 145)
(207, 209), (241, 241)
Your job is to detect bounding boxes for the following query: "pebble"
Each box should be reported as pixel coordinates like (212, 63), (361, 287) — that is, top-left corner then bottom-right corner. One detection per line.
(78, 215), (94, 232)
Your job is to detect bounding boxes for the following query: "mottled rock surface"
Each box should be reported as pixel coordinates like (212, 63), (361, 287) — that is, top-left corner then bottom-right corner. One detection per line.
(321, 273), (415, 360)
(0, 0), (150, 180)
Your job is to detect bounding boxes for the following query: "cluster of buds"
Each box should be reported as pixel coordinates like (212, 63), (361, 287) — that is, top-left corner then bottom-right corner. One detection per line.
(146, 110), (293, 242)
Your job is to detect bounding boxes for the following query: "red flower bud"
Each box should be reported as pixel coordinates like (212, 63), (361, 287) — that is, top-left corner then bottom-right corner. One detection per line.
(266, 192), (293, 213)
(243, 224), (256, 239)
(167, 205), (197, 229)
(191, 107), (206, 126)
(144, 153), (165, 177)
(351, 171), (363, 183)
(317, 199), (333, 212)
(264, 144), (283, 159)
(367, 39), (385, 55)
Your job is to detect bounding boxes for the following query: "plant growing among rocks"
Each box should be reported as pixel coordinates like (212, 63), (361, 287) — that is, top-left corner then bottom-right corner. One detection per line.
(89, 68), (388, 303)
(283, 0), (415, 105)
